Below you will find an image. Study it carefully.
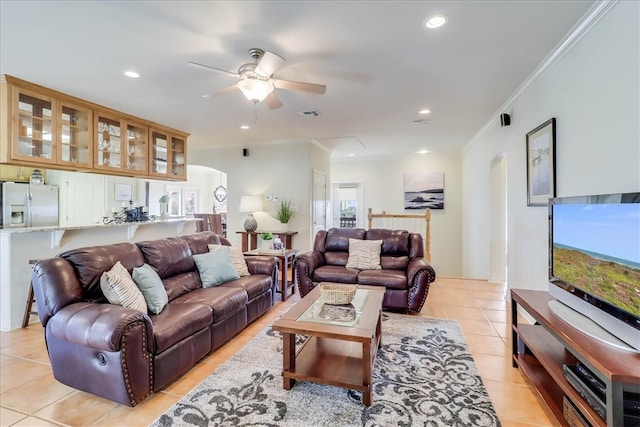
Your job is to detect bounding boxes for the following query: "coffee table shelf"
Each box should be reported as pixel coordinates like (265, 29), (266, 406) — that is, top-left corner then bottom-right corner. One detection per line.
(289, 336), (377, 392)
(272, 284), (385, 406)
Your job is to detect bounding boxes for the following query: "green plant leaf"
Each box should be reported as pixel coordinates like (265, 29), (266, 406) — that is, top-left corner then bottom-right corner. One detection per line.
(275, 198), (293, 223)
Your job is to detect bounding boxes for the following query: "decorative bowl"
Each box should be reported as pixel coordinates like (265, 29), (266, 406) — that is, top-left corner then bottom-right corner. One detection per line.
(319, 283), (356, 305)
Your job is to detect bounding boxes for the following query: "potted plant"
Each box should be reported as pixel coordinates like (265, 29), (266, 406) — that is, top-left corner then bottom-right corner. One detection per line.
(275, 198), (293, 225)
(260, 232), (273, 250)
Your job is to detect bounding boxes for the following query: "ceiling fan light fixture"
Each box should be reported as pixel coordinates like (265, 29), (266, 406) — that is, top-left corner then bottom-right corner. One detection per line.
(237, 78), (273, 102)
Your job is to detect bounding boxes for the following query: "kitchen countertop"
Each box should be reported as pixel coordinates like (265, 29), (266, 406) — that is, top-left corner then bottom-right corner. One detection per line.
(0, 217), (200, 234)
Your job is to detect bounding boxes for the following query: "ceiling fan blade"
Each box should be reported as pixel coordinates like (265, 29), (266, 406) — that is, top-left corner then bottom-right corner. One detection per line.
(188, 61), (240, 78)
(273, 79), (326, 95)
(255, 51), (286, 78)
(265, 92), (283, 110)
(201, 84), (238, 98)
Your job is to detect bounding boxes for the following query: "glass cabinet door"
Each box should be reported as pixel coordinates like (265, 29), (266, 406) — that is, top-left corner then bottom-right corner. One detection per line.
(170, 135), (186, 179)
(13, 88), (56, 163)
(125, 121), (148, 174)
(95, 113), (123, 171)
(58, 102), (92, 167)
(150, 129), (169, 177)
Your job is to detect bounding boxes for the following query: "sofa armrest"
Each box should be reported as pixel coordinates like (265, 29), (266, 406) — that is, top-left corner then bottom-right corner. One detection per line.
(45, 302), (154, 406)
(245, 256), (278, 277)
(293, 251), (325, 297)
(406, 258), (437, 314)
(48, 302), (153, 352)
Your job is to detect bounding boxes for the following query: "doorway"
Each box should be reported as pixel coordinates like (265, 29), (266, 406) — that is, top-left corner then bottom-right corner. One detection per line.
(312, 170), (328, 241)
(331, 182), (364, 228)
(489, 155), (508, 284)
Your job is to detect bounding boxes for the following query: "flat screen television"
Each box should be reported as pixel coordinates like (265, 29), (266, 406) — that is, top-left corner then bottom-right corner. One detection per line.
(548, 192), (640, 352)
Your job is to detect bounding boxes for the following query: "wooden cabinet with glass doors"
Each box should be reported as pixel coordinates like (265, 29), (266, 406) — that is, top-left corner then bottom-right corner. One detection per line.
(1, 75), (188, 180)
(95, 113), (149, 175)
(150, 128), (187, 180)
(5, 82), (92, 169)
(58, 101), (92, 167)
(12, 88), (56, 164)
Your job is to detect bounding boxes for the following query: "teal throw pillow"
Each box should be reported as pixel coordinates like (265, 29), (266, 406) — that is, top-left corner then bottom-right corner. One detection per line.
(193, 247), (240, 288)
(132, 263), (168, 314)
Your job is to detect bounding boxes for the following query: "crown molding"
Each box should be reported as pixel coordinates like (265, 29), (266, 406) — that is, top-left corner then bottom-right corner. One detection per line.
(463, 0), (618, 154)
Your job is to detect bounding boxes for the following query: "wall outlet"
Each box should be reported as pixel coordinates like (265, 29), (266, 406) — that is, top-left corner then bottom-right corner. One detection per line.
(273, 196), (279, 202)
(266, 194), (273, 201)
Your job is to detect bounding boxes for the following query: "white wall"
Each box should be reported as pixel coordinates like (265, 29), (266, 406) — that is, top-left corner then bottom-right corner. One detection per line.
(46, 165), (226, 226)
(331, 152), (462, 277)
(461, 2), (640, 290)
(189, 141), (330, 251)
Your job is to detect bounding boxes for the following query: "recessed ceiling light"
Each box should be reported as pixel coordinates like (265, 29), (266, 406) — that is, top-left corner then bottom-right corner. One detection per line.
(240, 125), (250, 130)
(419, 109), (431, 115)
(425, 15), (447, 29)
(124, 71), (140, 78)
(417, 149), (431, 155)
(348, 153), (355, 157)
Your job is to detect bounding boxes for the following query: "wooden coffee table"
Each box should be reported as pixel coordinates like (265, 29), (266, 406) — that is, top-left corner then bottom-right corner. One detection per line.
(271, 284), (385, 406)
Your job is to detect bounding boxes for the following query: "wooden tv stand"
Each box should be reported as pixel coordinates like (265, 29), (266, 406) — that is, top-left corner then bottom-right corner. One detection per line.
(511, 289), (640, 427)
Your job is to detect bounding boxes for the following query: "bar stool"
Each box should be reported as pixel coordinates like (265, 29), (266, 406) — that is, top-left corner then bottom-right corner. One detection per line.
(22, 259), (39, 328)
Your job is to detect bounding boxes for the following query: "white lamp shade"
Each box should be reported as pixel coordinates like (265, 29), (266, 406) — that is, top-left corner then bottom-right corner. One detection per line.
(239, 195), (263, 213)
(237, 79), (273, 102)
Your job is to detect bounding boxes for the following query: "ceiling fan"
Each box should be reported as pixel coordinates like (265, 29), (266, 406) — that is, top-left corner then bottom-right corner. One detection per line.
(188, 48), (326, 110)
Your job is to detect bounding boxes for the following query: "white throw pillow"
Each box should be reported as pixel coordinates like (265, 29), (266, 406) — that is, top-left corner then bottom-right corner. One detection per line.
(100, 261), (148, 313)
(208, 244), (251, 277)
(346, 238), (383, 270)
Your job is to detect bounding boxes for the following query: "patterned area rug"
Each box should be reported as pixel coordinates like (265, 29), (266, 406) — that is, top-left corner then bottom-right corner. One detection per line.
(151, 313), (501, 427)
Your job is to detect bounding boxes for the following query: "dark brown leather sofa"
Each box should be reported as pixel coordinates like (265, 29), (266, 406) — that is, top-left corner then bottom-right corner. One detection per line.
(294, 228), (436, 313)
(31, 231), (277, 406)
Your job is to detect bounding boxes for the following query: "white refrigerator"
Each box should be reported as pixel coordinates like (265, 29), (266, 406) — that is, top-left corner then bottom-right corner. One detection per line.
(1, 182), (59, 228)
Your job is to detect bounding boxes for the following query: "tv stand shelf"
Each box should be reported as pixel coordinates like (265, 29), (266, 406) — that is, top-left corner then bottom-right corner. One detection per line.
(511, 290), (640, 427)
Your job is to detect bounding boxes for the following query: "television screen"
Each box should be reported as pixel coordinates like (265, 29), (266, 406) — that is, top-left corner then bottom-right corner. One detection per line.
(551, 194), (640, 320)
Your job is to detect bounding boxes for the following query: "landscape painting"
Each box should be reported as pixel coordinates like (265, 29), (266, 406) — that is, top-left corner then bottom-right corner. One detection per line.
(404, 173), (444, 210)
(526, 118), (556, 206)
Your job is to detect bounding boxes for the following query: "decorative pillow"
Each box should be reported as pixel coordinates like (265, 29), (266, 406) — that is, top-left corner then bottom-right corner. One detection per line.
(208, 244), (250, 277)
(100, 261), (148, 313)
(132, 263), (168, 314)
(193, 247), (240, 288)
(346, 238), (383, 270)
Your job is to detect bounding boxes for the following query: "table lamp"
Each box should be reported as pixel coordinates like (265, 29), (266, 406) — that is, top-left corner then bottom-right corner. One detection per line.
(239, 195), (263, 232)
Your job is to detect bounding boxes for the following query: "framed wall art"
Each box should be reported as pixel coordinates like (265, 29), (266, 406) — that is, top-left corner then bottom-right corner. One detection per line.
(182, 187), (199, 217)
(115, 183), (133, 201)
(526, 118), (556, 206)
(403, 173), (444, 210)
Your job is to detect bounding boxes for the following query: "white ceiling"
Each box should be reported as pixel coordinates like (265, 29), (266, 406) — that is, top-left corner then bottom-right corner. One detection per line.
(0, 1), (595, 160)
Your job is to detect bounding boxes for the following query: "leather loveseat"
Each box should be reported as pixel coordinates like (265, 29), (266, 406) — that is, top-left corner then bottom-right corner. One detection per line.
(31, 231), (277, 406)
(294, 228), (436, 313)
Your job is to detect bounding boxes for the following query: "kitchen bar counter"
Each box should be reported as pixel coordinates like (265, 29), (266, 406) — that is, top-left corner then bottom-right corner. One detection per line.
(0, 217), (200, 234)
(0, 218), (200, 330)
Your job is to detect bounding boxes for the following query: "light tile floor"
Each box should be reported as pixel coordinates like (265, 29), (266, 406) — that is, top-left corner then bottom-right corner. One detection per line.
(0, 277), (555, 426)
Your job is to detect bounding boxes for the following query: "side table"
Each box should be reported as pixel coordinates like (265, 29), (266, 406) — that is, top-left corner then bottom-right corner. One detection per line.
(244, 249), (298, 301)
(236, 231), (298, 252)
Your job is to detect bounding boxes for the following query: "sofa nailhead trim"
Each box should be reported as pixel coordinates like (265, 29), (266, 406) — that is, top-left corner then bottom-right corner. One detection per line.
(408, 269), (432, 314)
(121, 320), (152, 406)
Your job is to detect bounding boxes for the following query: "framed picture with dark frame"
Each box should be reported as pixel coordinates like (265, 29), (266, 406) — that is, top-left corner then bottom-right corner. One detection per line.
(526, 118), (556, 206)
